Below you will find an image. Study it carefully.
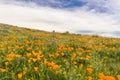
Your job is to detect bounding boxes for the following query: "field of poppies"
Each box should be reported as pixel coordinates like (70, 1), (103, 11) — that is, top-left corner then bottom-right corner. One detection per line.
(0, 24), (120, 80)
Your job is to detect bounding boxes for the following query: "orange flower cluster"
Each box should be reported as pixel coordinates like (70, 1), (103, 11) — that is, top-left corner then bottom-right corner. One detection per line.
(88, 76), (92, 80)
(0, 43), (4, 47)
(4, 61), (9, 66)
(17, 71), (26, 79)
(0, 68), (6, 73)
(71, 53), (76, 60)
(6, 53), (21, 61)
(73, 61), (77, 65)
(27, 51), (44, 63)
(47, 62), (59, 71)
(58, 45), (74, 51)
(117, 75), (120, 80)
(44, 60), (59, 73)
(98, 73), (119, 80)
(86, 55), (91, 60)
(87, 68), (93, 74)
(34, 67), (38, 72)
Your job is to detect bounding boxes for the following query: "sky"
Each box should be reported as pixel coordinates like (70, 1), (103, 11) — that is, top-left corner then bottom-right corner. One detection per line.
(0, 0), (120, 37)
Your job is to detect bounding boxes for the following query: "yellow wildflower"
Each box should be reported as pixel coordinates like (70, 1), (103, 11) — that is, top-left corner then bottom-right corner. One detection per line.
(17, 73), (22, 79)
(117, 75), (120, 80)
(105, 76), (115, 80)
(34, 67), (38, 71)
(0, 68), (6, 73)
(79, 64), (83, 69)
(99, 73), (105, 79)
(44, 59), (48, 65)
(87, 68), (93, 74)
(5, 61), (9, 66)
(73, 61), (77, 65)
(88, 76), (92, 80)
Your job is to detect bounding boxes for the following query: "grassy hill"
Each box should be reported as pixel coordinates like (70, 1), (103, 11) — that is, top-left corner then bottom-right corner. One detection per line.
(0, 24), (120, 80)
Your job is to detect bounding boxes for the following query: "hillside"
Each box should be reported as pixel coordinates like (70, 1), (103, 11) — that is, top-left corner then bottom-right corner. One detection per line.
(0, 24), (120, 80)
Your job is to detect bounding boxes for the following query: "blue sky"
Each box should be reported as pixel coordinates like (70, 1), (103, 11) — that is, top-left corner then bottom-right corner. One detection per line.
(15, 0), (108, 12)
(16, 0), (86, 8)
(0, 0), (120, 37)
(18, 0), (87, 8)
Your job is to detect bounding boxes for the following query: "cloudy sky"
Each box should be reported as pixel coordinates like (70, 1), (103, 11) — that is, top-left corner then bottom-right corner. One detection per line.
(0, 0), (120, 37)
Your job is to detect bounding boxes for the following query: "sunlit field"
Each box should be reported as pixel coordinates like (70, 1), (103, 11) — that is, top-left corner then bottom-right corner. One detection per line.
(0, 24), (120, 80)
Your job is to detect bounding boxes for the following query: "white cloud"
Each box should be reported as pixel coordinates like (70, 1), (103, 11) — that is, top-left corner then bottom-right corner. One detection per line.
(0, 0), (120, 37)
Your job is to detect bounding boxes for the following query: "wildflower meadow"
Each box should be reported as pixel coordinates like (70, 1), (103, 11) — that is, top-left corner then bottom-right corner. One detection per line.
(0, 24), (120, 80)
